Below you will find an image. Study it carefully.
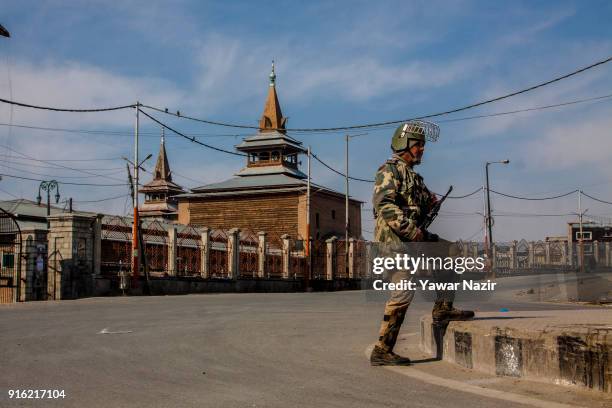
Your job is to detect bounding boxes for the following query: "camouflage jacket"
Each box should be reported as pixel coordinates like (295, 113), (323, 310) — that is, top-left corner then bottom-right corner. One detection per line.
(372, 154), (434, 243)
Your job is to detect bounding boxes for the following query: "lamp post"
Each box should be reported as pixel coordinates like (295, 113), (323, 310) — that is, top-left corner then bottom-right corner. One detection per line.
(37, 180), (60, 227)
(484, 160), (509, 277)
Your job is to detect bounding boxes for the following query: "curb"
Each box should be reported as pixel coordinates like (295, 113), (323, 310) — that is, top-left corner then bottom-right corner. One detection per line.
(419, 313), (611, 394)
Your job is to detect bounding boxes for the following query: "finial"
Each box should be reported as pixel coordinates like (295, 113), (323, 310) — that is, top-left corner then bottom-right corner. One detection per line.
(269, 60), (276, 87)
(161, 126), (165, 145)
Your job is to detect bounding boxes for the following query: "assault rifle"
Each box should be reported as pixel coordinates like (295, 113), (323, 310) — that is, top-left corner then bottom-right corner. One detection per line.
(419, 185), (453, 241)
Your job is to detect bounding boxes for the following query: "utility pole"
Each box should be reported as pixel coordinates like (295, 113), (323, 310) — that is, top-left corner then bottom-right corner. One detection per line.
(578, 190), (586, 274)
(345, 134), (349, 268)
(132, 102), (140, 289)
(484, 159), (510, 279)
(306, 145), (312, 288)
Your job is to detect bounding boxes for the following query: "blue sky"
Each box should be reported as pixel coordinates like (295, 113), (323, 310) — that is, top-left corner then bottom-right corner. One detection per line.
(1, 0), (612, 241)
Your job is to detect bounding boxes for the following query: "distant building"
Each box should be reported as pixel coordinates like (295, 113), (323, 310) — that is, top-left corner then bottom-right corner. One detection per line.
(138, 129), (185, 221)
(177, 64), (362, 239)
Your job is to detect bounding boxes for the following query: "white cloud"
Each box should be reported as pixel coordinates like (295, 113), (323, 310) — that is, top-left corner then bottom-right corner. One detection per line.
(525, 110), (612, 173)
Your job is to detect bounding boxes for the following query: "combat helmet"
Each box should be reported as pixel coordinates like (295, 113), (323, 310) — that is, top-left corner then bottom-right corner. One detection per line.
(391, 120), (440, 153)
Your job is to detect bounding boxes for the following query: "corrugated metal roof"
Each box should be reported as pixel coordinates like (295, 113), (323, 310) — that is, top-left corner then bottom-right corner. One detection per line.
(234, 165), (306, 179)
(190, 174), (304, 192)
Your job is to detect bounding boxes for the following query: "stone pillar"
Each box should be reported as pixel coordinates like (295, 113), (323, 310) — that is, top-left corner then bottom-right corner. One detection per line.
(561, 241), (567, 266)
(348, 238), (356, 279)
(568, 240), (574, 267)
(472, 243), (478, 259)
(168, 225), (178, 276)
(258, 232), (267, 279)
(93, 215), (102, 276)
(528, 242), (535, 267)
(509, 241), (516, 270)
(491, 244), (497, 270)
(46, 214), (97, 300)
(281, 234), (291, 279)
(200, 227), (210, 279)
(228, 228), (240, 279)
(326, 237), (337, 281)
(593, 241), (599, 265)
(605, 242), (610, 267)
(545, 242), (551, 265)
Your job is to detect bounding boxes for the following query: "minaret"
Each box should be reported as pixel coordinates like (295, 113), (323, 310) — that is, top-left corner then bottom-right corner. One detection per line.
(233, 62), (306, 179)
(138, 127), (185, 220)
(258, 61), (287, 132)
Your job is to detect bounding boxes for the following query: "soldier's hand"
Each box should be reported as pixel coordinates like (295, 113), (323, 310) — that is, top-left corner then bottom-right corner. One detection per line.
(413, 228), (425, 241)
(429, 193), (439, 210)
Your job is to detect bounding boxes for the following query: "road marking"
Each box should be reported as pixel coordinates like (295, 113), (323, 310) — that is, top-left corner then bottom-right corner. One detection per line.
(98, 328), (133, 335)
(364, 345), (585, 408)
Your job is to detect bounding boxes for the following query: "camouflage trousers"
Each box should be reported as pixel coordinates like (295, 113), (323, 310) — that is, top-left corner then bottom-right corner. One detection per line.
(375, 269), (458, 352)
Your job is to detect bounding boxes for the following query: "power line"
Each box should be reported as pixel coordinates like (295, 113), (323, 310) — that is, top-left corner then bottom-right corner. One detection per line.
(0, 143), (126, 182)
(0, 97), (135, 112)
(0, 122), (250, 138)
(311, 152), (374, 182)
(142, 55), (612, 132)
(437, 92), (612, 124)
(66, 193), (130, 203)
(0, 173), (128, 187)
(490, 189), (578, 200)
(0, 161), (124, 179)
(0, 157), (124, 171)
(581, 191), (612, 205)
(137, 109), (246, 157)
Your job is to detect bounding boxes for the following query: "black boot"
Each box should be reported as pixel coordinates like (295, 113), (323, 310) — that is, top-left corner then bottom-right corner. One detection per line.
(432, 301), (474, 323)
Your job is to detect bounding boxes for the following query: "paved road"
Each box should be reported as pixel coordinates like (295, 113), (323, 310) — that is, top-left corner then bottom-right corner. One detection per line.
(0, 276), (606, 408)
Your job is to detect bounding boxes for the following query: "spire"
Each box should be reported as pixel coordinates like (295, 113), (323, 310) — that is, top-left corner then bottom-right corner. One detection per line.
(259, 61), (287, 133)
(154, 127), (172, 181)
(269, 60), (276, 87)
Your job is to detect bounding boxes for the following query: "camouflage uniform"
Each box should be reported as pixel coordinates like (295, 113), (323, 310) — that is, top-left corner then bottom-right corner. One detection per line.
(373, 153), (435, 354)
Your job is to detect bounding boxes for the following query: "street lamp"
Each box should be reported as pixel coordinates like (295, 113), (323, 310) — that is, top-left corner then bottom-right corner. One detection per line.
(37, 180), (60, 227)
(484, 160), (509, 275)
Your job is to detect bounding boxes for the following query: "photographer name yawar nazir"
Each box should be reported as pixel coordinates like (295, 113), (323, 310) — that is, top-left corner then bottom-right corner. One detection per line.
(372, 279), (497, 291)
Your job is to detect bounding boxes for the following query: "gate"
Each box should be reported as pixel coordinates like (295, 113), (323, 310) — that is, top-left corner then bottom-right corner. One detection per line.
(0, 207), (22, 303)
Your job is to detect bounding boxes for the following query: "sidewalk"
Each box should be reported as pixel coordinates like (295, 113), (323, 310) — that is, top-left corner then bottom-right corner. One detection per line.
(418, 310), (612, 394)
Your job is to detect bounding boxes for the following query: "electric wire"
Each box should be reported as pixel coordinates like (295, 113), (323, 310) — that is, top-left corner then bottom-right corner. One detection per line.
(0, 97), (136, 112)
(141, 55), (612, 132)
(66, 193), (130, 204)
(490, 189), (578, 200)
(137, 109), (246, 157)
(0, 162), (125, 180)
(0, 122), (250, 138)
(581, 191), (612, 205)
(0, 143), (127, 182)
(0, 173), (129, 186)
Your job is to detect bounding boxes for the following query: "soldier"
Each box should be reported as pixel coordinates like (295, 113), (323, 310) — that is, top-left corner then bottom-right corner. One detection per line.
(370, 120), (474, 366)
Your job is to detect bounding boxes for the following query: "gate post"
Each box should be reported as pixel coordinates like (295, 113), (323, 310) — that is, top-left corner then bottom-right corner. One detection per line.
(605, 242), (611, 267)
(545, 242), (551, 265)
(348, 238), (356, 279)
(509, 241), (516, 270)
(168, 225), (178, 277)
(593, 241), (599, 265)
(228, 228), (240, 279)
(528, 242), (535, 267)
(93, 215), (102, 276)
(281, 234), (291, 279)
(326, 237), (337, 281)
(201, 227), (210, 279)
(258, 232), (266, 279)
(46, 213), (97, 300)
